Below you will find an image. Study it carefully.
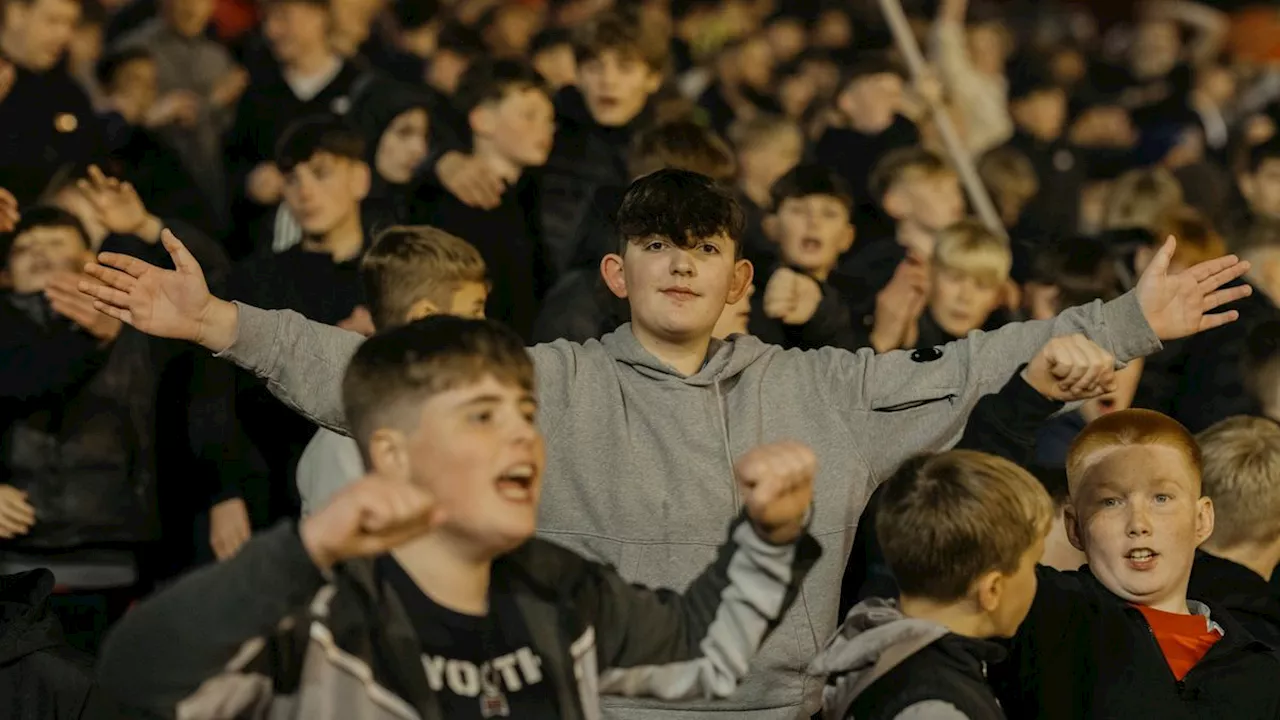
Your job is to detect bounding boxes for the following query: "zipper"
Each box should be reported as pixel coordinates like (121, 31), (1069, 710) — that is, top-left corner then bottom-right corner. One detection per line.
(873, 394), (958, 413)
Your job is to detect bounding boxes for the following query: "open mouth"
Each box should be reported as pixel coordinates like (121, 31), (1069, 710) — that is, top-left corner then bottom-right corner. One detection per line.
(495, 463), (537, 503)
(800, 237), (824, 253)
(1125, 548), (1159, 570)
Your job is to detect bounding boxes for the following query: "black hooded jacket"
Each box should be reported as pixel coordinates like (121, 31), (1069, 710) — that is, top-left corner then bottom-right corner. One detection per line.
(346, 77), (438, 235)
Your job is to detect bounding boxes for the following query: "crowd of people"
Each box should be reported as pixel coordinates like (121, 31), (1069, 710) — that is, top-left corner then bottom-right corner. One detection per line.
(3, 0), (1280, 716)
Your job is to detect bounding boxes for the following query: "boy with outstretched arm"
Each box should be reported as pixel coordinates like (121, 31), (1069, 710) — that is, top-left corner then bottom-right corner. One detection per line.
(97, 316), (820, 719)
(83, 170), (1250, 718)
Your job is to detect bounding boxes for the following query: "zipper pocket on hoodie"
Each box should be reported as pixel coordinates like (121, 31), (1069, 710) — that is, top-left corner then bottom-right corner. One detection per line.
(873, 394), (958, 413)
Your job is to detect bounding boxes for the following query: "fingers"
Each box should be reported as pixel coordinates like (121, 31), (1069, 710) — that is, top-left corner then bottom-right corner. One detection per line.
(161, 229), (201, 275)
(91, 301), (134, 325)
(93, 250), (154, 279)
(1198, 260), (1251, 296)
(46, 287), (99, 325)
(0, 492), (36, 538)
(78, 274), (134, 306)
(1145, 236), (1176, 277)
(1198, 309), (1241, 332)
(1187, 253), (1244, 283)
(1202, 283), (1252, 312)
(1043, 335), (1117, 398)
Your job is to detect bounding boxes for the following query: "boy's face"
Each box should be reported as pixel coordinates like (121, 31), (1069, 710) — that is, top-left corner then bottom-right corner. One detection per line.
(1011, 88), (1067, 142)
(402, 374), (545, 555)
(375, 108), (430, 185)
(162, 0), (213, 38)
(989, 532), (1045, 638)
(446, 281), (489, 319)
(426, 50), (471, 95)
(577, 48), (662, 128)
(472, 88), (556, 168)
(1066, 444), (1214, 613)
(928, 266), (1002, 337)
(7, 226), (90, 293)
(109, 57), (159, 124)
(532, 44), (576, 90)
(887, 172), (965, 233)
(1079, 358), (1144, 424)
(837, 73), (903, 132)
(282, 152), (370, 236)
(605, 233), (753, 344)
(1241, 158), (1280, 219)
(739, 133), (803, 190)
(264, 2), (329, 66)
(773, 194), (854, 277)
(1131, 20), (1180, 81)
(4, 0), (80, 71)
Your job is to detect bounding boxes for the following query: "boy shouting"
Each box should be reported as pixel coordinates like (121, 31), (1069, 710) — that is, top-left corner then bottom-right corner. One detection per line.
(83, 170), (1250, 718)
(97, 317), (820, 718)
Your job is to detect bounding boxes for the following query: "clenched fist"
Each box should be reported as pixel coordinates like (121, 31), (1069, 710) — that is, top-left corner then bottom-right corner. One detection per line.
(300, 474), (446, 571)
(763, 268), (823, 326)
(1023, 334), (1118, 401)
(735, 441), (816, 545)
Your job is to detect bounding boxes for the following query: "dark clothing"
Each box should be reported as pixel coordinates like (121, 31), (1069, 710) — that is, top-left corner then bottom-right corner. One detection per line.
(851, 635), (1006, 720)
(747, 265), (866, 351)
(0, 59), (102, 207)
(1188, 552), (1280, 650)
(1034, 409), (1087, 468)
(99, 114), (220, 238)
(736, 190), (777, 272)
(1001, 131), (1086, 241)
(409, 178), (545, 340)
(830, 237), (907, 333)
(539, 87), (654, 281)
(98, 518), (820, 720)
(379, 556), (562, 718)
(990, 566), (1280, 720)
(0, 570), (118, 720)
(347, 76), (435, 236)
(531, 268), (628, 344)
(813, 117), (919, 210)
(697, 82), (782, 136)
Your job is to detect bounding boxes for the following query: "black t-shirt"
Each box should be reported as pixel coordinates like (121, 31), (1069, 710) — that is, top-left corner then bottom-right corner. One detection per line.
(379, 556), (561, 719)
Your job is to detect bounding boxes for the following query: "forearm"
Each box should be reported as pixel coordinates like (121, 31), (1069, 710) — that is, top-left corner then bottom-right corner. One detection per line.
(956, 370), (1063, 465)
(97, 522), (324, 713)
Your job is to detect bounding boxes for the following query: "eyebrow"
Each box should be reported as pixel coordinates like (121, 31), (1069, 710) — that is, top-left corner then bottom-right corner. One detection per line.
(457, 394), (538, 408)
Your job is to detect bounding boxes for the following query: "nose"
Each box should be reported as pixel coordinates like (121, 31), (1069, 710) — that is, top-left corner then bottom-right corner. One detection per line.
(669, 247), (695, 276)
(1125, 504), (1152, 538)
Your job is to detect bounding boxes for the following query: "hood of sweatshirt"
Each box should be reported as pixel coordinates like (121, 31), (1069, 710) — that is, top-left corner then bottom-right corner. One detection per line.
(0, 569), (64, 665)
(599, 322), (773, 386)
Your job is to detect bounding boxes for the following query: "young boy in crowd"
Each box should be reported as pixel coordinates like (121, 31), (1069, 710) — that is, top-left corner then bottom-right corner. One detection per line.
(729, 114), (805, 269)
(296, 225), (489, 515)
(998, 64), (1083, 240)
(425, 21), (485, 97)
(1188, 415), (1280, 647)
(977, 145), (1039, 237)
(991, 409), (1280, 718)
(84, 168), (1248, 718)
(97, 317), (821, 719)
(409, 58), (554, 341)
(529, 28), (576, 92)
(812, 450), (1052, 720)
(1235, 138), (1280, 232)
(223, 0), (364, 258)
(917, 220), (1012, 347)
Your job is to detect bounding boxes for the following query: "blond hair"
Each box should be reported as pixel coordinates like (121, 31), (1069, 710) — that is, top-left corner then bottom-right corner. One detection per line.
(1104, 168), (1184, 233)
(978, 146), (1038, 226)
(361, 226), (488, 331)
(878, 450), (1053, 602)
(932, 219), (1013, 286)
(1156, 205), (1227, 268)
(869, 147), (953, 202)
(1197, 416), (1280, 549)
(1067, 409), (1202, 495)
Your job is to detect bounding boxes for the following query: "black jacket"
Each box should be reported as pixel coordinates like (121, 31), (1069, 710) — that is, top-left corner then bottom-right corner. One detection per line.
(1188, 551), (1280, 650)
(98, 519), (820, 720)
(1000, 131), (1085, 241)
(850, 634), (1007, 720)
(0, 570), (119, 719)
(990, 566), (1280, 720)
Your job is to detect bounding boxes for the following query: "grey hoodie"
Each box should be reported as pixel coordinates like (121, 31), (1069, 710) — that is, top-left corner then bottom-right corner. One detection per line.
(217, 291), (1160, 718)
(809, 598), (962, 720)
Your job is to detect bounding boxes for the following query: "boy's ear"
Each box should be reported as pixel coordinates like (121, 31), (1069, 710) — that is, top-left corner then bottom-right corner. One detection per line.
(469, 105), (496, 138)
(1194, 496), (1215, 547)
(762, 214), (780, 243)
(1063, 503), (1086, 552)
(601, 253), (628, 299)
(366, 428), (411, 483)
(405, 298), (441, 323)
(974, 569), (1004, 614)
(643, 69), (663, 96)
(352, 161), (372, 202)
(726, 258), (755, 304)
(839, 221), (856, 253)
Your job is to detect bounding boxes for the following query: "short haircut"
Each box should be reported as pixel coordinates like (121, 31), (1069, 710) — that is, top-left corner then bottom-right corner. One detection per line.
(1007, 59), (1061, 103)
(727, 113), (803, 154)
(877, 451), (1053, 602)
(1245, 137), (1280, 175)
(769, 164), (854, 215)
(627, 121), (737, 183)
(435, 21), (485, 59)
(361, 226), (488, 331)
(275, 115), (366, 172)
(78, 0), (106, 26)
(1103, 168), (1183, 233)
(2, 206), (91, 266)
(1197, 416), (1280, 549)
(978, 146), (1038, 206)
(452, 58), (550, 117)
(392, 0), (439, 31)
(530, 27), (573, 56)
(342, 316), (535, 462)
(869, 147), (952, 203)
(94, 46), (153, 91)
(932, 219), (1012, 285)
(1067, 409), (1202, 495)
(572, 7), (668, 72)
(1027, 237), (1123, 308)
(839, 53), (904, 93)
(1155, 205), (1227, 268)
(615, 169), (744, 258)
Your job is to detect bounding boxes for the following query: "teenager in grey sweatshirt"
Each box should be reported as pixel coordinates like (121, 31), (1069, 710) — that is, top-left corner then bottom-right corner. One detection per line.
(81, 171), (1253, 718)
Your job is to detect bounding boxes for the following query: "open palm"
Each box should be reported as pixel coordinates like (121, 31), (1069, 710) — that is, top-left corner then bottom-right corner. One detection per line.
(1136, 237), (1253, 341)
(80, 229), (212, 343)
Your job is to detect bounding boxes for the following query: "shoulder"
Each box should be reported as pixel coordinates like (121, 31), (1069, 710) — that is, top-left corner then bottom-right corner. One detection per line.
(892, 700), (971, 720)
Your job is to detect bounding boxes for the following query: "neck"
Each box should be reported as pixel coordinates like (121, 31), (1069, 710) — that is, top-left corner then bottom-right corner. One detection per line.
(473, 140), (522, 186)
(301, 209), (364, 261)
(1204, 541), (1280, 582)
(392, 535), (493, 616)
(898, 595), (992, 639)
(896, 221), (934, 258)
(850, 113), (892, 135)
(287, 46), (337, 78)
(630, 323), (712, 376)
(739, 177), (772, 208)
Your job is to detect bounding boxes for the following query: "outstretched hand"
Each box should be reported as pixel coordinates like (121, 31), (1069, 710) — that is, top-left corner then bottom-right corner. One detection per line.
(1137, 236), (1252, 340)
(79, 229), (230, 348)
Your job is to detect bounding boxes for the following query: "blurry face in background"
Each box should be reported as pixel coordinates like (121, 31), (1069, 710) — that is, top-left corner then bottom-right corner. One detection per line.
(282, 152), (370, 236)
(1050, 46), (1087, 88)
(427, 50), (471, 95)
(1080, 358), (1145, 423)
(928, 266), (1003, 337)
(1011, 88), (1067, 142)
(7, 227), (89, 293)
(330, 0), (383, 56)
(483, 4), (541, 58)
(68, 20), (103, 73)
(887, 172), (965, 233)
(811, 9), (851, 50)
(1196, 65), (1236, 107)
(765, 18), (806, 65)
(264, 2), (330, 67)
(777, 72), (816, 119)
(375, 108), (430, 185)
(3, 0), (80, 71)
(398, 22), (438, 58)
(774, 195), (854, 278)
(739, 131), (803, 190)
(532, 44), (576, 90)
(108, 57), (160, 125)
(473, 88), (556, 168)
(968, 23), (1008, 77)
(577, 49), (662, 127)
(838, 73), (903, 133)
(1241, 158), (1280, 219)
(1132, 21), (1180, 81)
(162, 0), (213, 38)
(735, 35), (774, 91)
